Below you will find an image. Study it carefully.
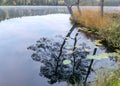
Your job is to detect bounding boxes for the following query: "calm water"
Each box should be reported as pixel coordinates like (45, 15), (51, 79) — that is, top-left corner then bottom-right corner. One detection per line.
(0, 6), (119, 86)
(0, 6), (120, 21)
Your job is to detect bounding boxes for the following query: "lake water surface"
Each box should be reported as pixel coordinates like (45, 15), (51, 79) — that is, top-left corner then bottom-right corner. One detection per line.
(0, 6), (119, 86)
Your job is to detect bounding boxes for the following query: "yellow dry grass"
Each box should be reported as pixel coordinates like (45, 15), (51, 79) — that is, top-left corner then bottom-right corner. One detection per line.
(71, 9), (120, 49)
(72, 9), (111, 30)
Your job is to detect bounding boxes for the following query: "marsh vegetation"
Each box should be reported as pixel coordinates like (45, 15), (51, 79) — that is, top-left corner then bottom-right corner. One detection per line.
(71, 9), (120, 53)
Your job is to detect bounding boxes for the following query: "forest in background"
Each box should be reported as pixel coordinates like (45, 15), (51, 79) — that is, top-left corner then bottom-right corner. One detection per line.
(0, 0), (120, 6)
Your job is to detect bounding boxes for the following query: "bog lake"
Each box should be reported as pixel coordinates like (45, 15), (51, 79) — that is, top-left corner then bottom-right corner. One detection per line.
(0, 6), (120, 86)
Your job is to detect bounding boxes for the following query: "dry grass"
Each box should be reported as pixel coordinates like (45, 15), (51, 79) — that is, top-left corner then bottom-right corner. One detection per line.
(71, 9), (111, 31)
(71, 9), (120, 49)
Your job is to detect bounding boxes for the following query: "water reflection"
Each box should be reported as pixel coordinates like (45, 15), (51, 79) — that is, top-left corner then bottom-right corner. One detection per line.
(0, 14), (72, 86)
(0, 6), (68, 22)
(0, 6), (120, 22)
(0, 12), (118, 86)
(28, 24), (118, 85)
(28, 25), (92, 85)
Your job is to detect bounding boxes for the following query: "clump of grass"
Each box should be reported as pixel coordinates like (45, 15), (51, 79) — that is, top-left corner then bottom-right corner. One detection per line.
(70, 9), (120, 50)
(68, 69), (120, 86)
(92, 69), (110, 86)
(71, 9), (111, 31)
(92, 69), (120, 86)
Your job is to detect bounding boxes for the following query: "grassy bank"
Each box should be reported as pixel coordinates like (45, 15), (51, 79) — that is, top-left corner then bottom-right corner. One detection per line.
(70, 9), (120, 52)
(92, 69), (120, 86)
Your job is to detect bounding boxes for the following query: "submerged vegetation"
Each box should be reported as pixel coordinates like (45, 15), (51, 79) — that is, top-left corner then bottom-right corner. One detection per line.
(71, 9), (120, 53)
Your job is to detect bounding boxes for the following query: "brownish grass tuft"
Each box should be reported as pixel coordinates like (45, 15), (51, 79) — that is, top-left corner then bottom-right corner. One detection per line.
(71, 9), (111, 31)
(71, 9), (120, 49)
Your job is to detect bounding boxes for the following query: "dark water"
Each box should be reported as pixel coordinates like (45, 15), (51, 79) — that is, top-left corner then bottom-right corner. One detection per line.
(0, 6), (119, 86)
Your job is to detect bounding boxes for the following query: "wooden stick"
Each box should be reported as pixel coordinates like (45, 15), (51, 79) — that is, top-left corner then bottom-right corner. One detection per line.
(84, 48), (97, 83)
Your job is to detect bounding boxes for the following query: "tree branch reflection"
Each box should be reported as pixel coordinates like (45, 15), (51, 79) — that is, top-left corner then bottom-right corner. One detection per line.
(28, 25), (91, 85)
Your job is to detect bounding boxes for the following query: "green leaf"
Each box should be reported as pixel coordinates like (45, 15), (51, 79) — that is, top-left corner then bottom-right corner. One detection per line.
(65, 46), (72, 49)
(95, 40), (103, 46)
(75, 45), (82, 49)
(84, 48), (90, 52)
(63, 59), (71, 65)
(87, 53), (109, 60)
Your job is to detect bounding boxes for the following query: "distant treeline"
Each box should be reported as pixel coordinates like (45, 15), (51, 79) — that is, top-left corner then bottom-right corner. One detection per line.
(0, 6), (68, 22)
(0, 0), (120, 6)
